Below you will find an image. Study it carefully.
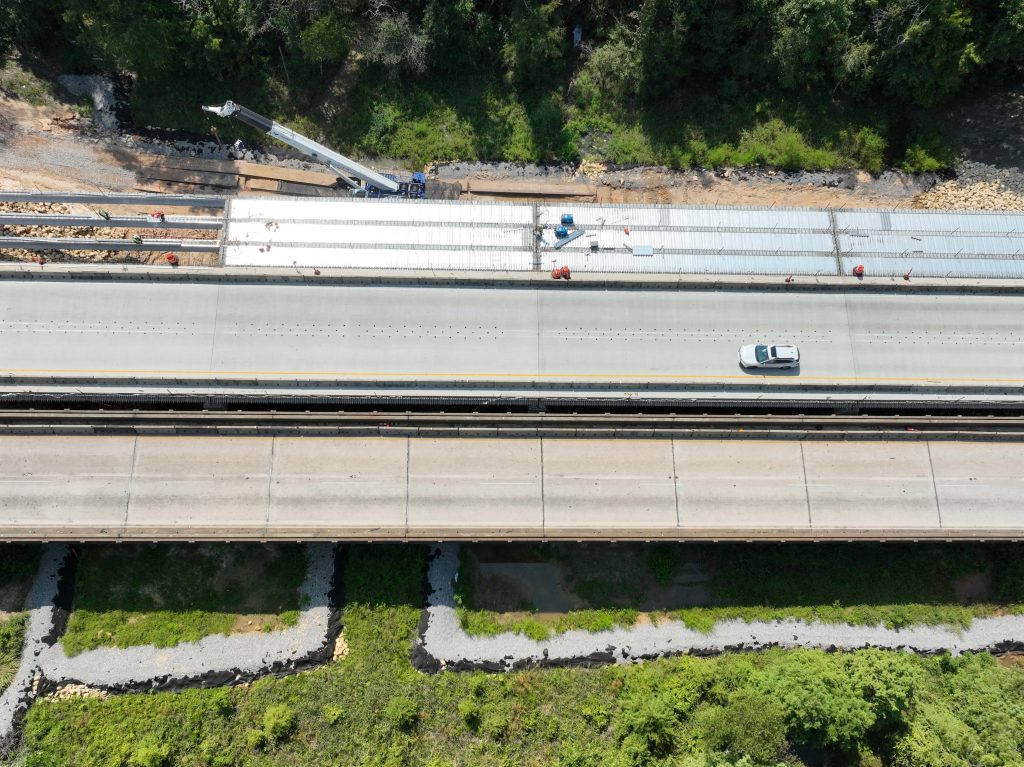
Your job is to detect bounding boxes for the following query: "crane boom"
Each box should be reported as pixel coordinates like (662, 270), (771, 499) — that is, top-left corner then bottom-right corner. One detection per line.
(202, 100), (400, 194)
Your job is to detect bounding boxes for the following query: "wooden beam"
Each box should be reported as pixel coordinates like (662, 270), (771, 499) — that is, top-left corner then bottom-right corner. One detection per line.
(465, 179), (595, 197)
(138, 168), (240, 188)
(134, 181), (234, 196)
(236, 161), (340, 187)
(135, 155), (242, 174)
(244, 178), (348, 197)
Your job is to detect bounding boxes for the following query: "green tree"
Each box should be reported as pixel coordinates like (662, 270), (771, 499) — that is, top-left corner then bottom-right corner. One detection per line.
(872, 0), (985, 106)
(363, 1), (429, 76)
(759, 651), (875, 751)
(500, 0), (566, 89)
(614, 690), (678, 764)
(762, 0), (855, 90)
(985, 0), (1024, 66)
(299, 10), (352, 64)
(696, 688), (788, 763)
(632, 0), (695, 98)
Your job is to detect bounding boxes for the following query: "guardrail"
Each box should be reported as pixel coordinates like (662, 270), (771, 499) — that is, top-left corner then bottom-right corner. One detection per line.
(2, 262), (1024, 294)
(1, 409), (1023, 441)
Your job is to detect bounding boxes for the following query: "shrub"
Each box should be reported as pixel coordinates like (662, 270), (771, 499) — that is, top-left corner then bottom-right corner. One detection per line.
(262, 704), (297, 742)
(696, 689), (787, 763)
(614, 692), (677, 759)
(208, 688), (233, 715)
(581, 700), (611, 731)
(901, 132), (956, 173)
(385, 695), (419, 731)
(323, 704), (344, 725)
(480, 708), (510, 740)
(245, 728), (269, 751)
(459, 698), (481, 731)
(844, 126), (887, 174)
(128, 739), (171, 767)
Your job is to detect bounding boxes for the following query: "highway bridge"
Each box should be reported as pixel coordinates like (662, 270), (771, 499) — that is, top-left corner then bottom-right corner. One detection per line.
(2, 274), (1024, 401)
(0, 426), (1020, 541)
(0, 268), (1019, 540)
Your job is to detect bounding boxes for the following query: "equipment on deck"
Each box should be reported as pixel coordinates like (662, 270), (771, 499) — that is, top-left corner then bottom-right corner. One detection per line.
(202, 100), (425, 199)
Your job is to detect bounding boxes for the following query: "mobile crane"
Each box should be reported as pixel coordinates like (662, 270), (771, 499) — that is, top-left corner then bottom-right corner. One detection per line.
(202, 100), (426, 198)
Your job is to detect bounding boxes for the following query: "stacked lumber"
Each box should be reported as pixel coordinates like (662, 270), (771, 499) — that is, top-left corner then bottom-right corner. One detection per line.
(133, 154), (348, 198)
(462, 179), (596, 199)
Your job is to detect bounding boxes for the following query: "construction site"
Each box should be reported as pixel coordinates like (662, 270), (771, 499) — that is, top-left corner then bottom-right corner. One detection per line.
(3, 48), (1024, 767)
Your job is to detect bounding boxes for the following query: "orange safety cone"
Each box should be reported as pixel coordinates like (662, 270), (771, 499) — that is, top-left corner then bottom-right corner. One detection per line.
(165, 253), (179, 266)
(551, 268), (562, 279)
(313, 268), (321, 276)
(852, 264), (865, 277)
(784, 274), (793, 283)
(903, 268), (912, 281)
(560, 265), (571, 280)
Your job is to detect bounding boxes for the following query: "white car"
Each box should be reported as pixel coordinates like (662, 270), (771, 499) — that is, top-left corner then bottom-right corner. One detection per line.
(739, 343), (800, 369)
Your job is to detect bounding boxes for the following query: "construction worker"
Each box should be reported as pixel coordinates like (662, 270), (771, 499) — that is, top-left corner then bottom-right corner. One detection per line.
(132, 235), (143, 245)
(97, 209), (111, 220)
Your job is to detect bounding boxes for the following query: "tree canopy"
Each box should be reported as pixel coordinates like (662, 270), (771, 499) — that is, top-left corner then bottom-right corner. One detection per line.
(1, 0), (1021, 168)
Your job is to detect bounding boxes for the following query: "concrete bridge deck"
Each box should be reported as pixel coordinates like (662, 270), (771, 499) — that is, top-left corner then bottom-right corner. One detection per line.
(2, 278), (1024, 400)
(1, 435), (1019, 541)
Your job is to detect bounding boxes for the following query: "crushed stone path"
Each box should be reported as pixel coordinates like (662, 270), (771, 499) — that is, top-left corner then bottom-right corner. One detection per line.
(418, 545), (1024, 671)
(1, 543), (337, 754)
(0, 544), (68, 754)
(37, 543), (337, 691)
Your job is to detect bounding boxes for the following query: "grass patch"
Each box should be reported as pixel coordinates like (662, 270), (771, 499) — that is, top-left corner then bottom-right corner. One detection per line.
(61, 544), (307, 655)
(565, 89), (904, 171)
(457, 543), (1024, 638)
(457, 607), (641, 641)
(18, 544), (1024, 767)
(0, 58), (55, 105)
(0, 613), (26, 691)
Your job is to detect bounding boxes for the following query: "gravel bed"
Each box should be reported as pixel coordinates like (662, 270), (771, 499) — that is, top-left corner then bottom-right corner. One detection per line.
(955, 160), (1024, 194)
(431, 161), (941, 198)
(416, 545), (1024, 673)
(914, 160), (1024, 212)
(36, 543), (338, 693)
(56, 75), (119, 134)
(0, 545), (69, 755)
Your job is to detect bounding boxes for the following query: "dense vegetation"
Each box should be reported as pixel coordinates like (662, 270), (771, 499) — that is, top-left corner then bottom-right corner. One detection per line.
(2, 0), (1022, 171)
(16, 544), (1024, 767)
(61, 544), (307, 655)
(457, 542), (1024, 639)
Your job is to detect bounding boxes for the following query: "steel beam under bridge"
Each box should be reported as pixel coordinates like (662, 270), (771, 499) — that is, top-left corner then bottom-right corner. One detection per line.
(0, 191), (228, 208)
(0, 213), (223, 230)
(1, 434), (1020, 541)
(0, 237), (221, 253)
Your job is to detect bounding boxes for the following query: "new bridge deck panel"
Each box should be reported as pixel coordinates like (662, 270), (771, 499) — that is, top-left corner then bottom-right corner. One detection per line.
(0, 435), (1021, 540)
